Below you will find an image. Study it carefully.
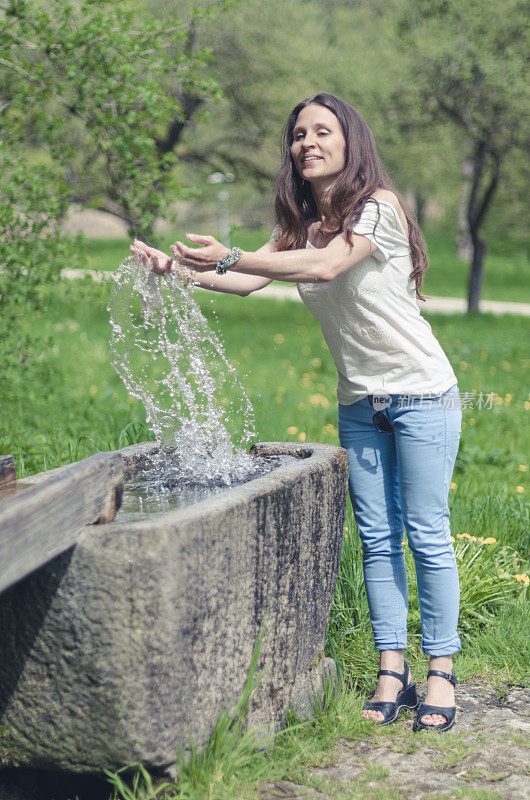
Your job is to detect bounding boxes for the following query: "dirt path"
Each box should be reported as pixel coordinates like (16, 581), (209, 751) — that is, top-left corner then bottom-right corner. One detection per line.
(61, 269), (530, 317)
(254, 284), (530, 317)
(259, 684), (530, 800)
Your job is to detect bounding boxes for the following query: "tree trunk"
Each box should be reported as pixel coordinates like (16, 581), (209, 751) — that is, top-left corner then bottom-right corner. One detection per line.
(465, 141), (501, 313)
(130, 224), (155, 242)
(467, 235), (486, 313)
(414, 190), (427, 229)
(457, 159), (473, 260)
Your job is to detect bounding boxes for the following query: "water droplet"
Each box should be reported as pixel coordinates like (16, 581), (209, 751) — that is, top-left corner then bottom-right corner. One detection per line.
(108, 254), (258, 489)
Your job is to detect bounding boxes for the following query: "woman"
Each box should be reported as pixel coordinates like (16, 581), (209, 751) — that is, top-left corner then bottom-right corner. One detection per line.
(134, 92), (462, 732)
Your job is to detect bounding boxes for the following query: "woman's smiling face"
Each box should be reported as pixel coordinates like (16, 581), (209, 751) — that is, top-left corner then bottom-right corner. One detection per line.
(291, 104), (346, 185)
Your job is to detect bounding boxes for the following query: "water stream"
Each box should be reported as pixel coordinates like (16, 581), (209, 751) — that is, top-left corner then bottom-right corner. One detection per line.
(108, 252), (295, 519)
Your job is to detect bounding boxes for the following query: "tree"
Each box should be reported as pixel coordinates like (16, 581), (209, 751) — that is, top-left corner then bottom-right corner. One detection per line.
(304, 0), (462, 228)
(1, 0), (219, 239)
(163, 0), (331, 186)
(398, 0), (530, 312)
(0, 134), (81, 382)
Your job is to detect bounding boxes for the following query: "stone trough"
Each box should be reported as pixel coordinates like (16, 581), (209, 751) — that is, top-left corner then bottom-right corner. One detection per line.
(0, 441), (348, 778)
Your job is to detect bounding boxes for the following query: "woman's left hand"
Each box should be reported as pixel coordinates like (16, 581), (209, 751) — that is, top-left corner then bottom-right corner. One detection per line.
(171, 233), (229, 272)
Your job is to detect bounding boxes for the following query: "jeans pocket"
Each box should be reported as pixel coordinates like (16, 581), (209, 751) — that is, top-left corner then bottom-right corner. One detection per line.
(440, 383), (460, 411)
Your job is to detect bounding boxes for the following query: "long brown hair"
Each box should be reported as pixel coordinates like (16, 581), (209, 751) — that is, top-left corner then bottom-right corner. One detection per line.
(274, 92), (428, 300)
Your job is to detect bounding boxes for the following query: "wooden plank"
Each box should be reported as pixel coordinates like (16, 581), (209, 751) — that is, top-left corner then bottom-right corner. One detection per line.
(0, 452), (123, 594)
(0, 455), (16, 487)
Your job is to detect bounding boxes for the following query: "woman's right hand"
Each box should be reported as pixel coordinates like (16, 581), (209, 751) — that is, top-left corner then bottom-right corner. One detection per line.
(131, 239), (172, 275)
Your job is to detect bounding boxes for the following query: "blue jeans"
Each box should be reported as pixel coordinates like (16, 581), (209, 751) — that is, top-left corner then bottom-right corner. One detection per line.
(338, 384), (462, 656)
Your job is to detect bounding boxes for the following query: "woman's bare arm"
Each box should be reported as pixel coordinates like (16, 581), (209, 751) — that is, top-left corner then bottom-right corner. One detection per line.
(172, 231), (377, 283)
(132, 239), (273, 296)
(191, 241), (275, 296)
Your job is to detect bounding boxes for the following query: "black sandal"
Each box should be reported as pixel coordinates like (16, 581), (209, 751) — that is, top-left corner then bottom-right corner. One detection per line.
(362, 660), (419, 725)
(413, 669), (457, 732)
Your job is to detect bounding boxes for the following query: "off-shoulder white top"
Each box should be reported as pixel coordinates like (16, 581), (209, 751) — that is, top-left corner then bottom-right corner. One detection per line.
(296, 199), (457, 404)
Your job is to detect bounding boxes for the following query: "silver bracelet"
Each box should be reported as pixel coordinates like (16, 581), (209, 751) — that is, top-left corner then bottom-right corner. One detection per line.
(215, 247), (243, 275)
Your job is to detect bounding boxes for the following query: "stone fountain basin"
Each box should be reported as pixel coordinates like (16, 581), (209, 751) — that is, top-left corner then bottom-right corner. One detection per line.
(0, 441), (348, 777)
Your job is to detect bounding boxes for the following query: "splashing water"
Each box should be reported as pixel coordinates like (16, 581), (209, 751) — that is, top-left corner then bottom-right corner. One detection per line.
(108, 252), (266, 489)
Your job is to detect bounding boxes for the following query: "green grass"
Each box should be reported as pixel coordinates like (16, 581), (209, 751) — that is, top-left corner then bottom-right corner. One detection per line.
(106, 670), (372, 800)
(83, 228), (530, 304)
(7, 283), (530, 485)
(2, 269), (529, 800)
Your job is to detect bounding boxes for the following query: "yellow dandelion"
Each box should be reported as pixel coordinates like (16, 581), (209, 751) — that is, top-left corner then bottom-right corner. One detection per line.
(525, 401), (530, 410)
(308, 393), (330, 408)
(287, 426), (298, 435)
(301, 345), (311, 355)
(312, 357), (322, 369)
(297, 431), (307, 442)
(518, 465), (528, 472)
(515, 486), (525, 493)
(450, 482), (457, 490)
(457, 532), (471, 540)
(514, 574), (530, 586)
(274, 333), (285, 344)
(89, 385), (98, 395)
(460, 361), (468, 370)
(469, 417), (476, 426)
(483, 537), (497, 544)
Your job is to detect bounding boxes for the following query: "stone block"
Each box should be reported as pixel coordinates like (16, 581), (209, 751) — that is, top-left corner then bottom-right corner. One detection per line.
(0, 442), (348, 776)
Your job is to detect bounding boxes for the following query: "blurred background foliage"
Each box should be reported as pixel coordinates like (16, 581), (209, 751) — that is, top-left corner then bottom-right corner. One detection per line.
(2, 1), (529, 258)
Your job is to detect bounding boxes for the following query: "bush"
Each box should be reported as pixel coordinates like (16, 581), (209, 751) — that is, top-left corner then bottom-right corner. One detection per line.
(0, 148), (84, 403)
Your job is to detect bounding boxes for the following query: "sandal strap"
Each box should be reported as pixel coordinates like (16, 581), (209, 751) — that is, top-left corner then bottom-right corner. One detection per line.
(416, 702), (456, 724)
(363, 700), (397, 713)
(427, 669), (457, 686)
(377, 660), (409, 687)
(377, 669), (403, 681)
(417, 702), (455, 716)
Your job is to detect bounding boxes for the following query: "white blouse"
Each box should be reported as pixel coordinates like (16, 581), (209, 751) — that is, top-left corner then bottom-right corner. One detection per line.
(296, 199), (457, 404)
